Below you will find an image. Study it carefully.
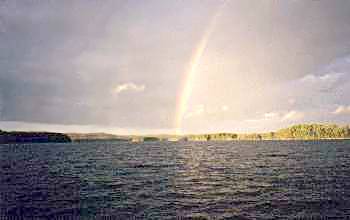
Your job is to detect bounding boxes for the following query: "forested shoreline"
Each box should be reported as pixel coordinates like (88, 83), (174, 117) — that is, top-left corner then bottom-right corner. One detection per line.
(1, 124), (349, 143)
(184, 124), (350, 141)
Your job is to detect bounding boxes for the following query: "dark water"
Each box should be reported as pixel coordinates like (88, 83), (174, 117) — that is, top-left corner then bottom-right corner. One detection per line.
(1, 141), (350, 219)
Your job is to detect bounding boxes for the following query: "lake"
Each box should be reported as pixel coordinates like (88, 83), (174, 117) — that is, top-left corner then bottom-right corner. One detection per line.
(1, 141), (350, 219)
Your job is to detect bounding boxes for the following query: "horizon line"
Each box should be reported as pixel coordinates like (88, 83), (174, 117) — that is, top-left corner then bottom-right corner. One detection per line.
(1, 122), (349, 136)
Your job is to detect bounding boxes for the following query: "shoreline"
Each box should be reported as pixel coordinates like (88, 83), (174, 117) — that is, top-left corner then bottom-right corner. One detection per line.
(1, 123), (350, 143)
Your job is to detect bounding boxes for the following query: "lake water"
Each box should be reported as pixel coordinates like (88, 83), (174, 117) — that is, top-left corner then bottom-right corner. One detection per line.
(1, 141), (350, 219)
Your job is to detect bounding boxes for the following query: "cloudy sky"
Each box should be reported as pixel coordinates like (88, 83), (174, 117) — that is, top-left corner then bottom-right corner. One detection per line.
(1, 0), (350, 134)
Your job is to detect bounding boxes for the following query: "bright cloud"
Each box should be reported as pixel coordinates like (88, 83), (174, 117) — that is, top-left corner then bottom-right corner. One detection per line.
(282, 110), (304, 121)
(112, 83), (145, 94)
(264, 112), (279, 119)
(300, 72), (345, 92)
(185, 104), (230, 119)
(301, 73), (343, 83)
(333, 105), (350, 115)
(221, 105), (229, 111)
(246, 110), (303, 123)
(185, 104), (205, 119)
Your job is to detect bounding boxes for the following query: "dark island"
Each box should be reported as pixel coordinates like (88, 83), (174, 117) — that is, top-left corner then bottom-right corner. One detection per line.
(0, 130), (72, 144)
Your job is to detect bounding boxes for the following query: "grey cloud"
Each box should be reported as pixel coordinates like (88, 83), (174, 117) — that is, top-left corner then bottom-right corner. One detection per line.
(0, 0), (211, 129)
(269, 54), (350, 118)
(1, 0), (350, 132)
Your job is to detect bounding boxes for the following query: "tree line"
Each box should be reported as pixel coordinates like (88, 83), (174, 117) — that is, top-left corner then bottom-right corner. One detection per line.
(184, 124), (350, 141)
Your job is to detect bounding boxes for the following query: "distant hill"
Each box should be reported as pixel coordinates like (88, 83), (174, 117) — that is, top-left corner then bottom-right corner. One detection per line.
(0, 130), (71, 144)
(67, 133), (130, 142)
(67, 133), (184, 142)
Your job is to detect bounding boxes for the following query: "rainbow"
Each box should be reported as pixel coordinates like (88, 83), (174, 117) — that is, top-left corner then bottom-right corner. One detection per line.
(174, 3), (226, 135)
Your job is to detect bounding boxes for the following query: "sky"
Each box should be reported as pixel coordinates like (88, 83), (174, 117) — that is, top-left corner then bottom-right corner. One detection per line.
(1, 0), (350, 134)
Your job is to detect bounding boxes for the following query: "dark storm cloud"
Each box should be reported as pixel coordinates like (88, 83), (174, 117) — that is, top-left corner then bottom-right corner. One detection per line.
(0, 1), (114, 122)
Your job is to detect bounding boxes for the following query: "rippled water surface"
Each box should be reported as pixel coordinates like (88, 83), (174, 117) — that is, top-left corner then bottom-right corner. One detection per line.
(1, 141), (350, 219)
